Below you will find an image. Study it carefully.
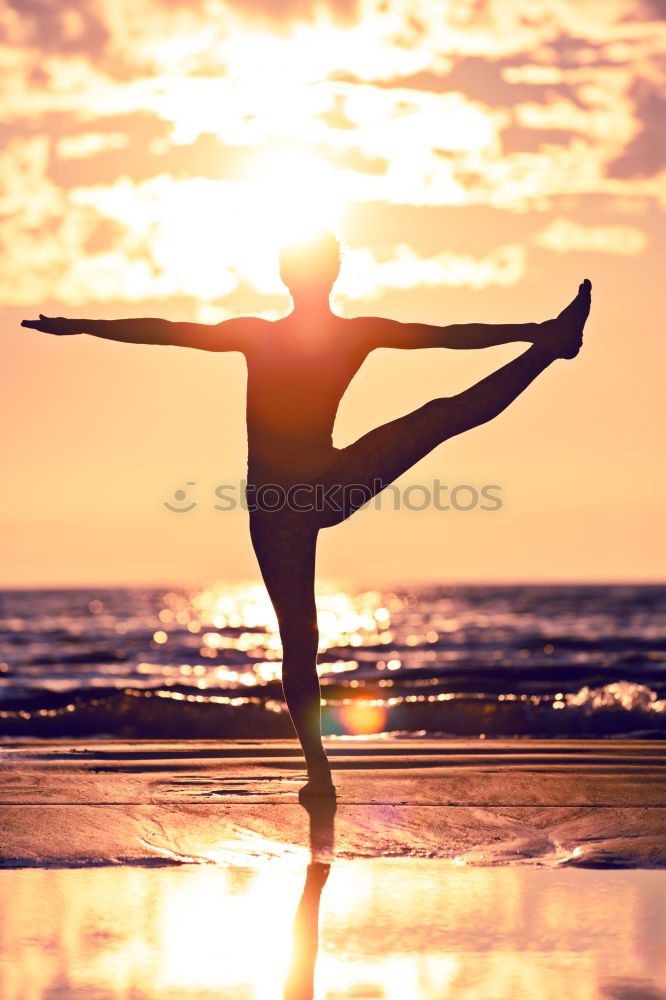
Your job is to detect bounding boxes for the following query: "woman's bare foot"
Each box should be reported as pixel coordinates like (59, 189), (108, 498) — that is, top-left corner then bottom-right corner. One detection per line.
(298, 779), (336, 803)
(298, 751), (336, 802)
(539, 279), (592, 359)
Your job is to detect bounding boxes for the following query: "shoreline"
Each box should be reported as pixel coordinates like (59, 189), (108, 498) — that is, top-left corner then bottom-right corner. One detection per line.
(2, 738), (665, 999)
(1, 737), (664, 868)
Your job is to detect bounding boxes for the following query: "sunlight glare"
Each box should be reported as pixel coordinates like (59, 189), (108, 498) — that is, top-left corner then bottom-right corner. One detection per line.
(192, 581), (392, 660)
(245, 147), (343, 249)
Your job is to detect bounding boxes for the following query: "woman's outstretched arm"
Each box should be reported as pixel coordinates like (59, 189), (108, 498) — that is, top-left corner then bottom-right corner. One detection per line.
(353, 315), (542, 351)
(21, 314), (266, 352)
(354, 280), (592, 353)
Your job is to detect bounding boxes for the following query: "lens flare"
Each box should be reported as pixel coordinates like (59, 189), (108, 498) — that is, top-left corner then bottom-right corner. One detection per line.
(339, 702), (387, 735)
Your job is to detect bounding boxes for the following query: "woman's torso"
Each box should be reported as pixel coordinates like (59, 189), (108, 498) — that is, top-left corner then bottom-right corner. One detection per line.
(245, 313), (367, 485)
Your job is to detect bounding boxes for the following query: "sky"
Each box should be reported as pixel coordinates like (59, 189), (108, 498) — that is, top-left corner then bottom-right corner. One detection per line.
(1, 0), (665, 587)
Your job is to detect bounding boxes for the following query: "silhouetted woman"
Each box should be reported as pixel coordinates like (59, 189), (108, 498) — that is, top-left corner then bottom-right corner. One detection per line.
(22, 231), (591, 798)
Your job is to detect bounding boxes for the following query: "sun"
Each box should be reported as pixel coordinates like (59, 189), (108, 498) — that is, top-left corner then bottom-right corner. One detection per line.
(244, 146), (344, 249)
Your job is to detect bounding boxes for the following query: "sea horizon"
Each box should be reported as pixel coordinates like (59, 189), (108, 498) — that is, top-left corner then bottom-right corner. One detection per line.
(2, 581), (664, 741)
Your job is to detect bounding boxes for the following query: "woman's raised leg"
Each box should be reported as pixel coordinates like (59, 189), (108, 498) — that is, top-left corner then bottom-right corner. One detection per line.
(319, 280), (591, 523)
(249, 509), (334, 797)
(322, 347), (571, 523)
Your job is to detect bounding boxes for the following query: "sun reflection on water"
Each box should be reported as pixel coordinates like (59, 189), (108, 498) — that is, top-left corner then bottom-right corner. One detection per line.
(163, 581), (400, 667)
(138, 582), (433, 734)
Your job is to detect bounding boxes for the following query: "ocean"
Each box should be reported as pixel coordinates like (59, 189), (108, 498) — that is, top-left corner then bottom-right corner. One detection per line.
(1, 583), (664, 740)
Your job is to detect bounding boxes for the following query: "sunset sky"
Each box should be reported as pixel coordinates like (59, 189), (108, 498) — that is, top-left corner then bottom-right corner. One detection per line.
(1, 0), (664, 586)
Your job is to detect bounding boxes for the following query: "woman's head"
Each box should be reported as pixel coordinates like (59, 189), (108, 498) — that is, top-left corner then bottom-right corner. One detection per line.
(279, 230), (341, 299)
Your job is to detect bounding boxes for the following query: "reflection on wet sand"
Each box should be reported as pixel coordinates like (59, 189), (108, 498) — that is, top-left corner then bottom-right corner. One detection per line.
(283, 862), (330, 1000)
(0, 836), (665, 998)
(283, 797), (336, 1000)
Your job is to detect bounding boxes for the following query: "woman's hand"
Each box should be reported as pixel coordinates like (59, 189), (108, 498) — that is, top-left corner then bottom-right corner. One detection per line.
(21, 314), (81, 335)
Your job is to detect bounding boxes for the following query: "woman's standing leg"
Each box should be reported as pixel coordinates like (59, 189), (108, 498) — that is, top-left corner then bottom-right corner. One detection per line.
(249, 509), (333, 796)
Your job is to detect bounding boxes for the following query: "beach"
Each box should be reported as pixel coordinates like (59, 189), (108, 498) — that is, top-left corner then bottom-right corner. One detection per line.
(1, 585), (665, 997)
(1, 738), (665, 866)
(1, 737), (665, 999)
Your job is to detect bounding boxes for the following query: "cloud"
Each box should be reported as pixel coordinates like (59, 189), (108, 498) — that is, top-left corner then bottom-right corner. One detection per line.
(0, 134), (528, 309)
(608, 87), (666, 179)
(2, 0), (109, 57)
(222, 0), (358, 25)
(0, 135), (63, 225)
(338, 242), (527, 301)
(1, 0), (664, 312)
(534, 217), (649, 254)
(56, 132), (130, 159)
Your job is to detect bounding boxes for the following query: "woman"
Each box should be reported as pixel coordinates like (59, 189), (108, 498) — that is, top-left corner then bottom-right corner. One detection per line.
(22, 230), (591, 799)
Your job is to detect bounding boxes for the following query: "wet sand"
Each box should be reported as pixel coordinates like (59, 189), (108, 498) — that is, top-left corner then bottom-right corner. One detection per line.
(1, 739), (665, 999)
(1, 861), (665, 1000)
(0, 738), (664, 867)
